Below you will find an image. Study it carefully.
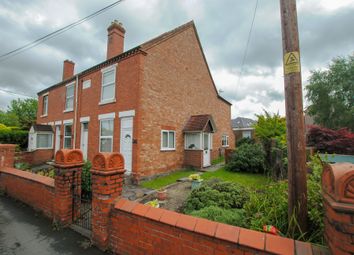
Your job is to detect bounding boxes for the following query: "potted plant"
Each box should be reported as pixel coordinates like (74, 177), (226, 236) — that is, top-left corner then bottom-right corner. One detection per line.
(145, 199), (159, 208)
(157, 188), (167, 201)
(189, 174), (203, 190)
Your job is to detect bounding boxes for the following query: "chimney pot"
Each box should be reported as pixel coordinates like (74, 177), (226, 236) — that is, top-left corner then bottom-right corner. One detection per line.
(106, 20), (125, 59)
(62, 60), (75, 81)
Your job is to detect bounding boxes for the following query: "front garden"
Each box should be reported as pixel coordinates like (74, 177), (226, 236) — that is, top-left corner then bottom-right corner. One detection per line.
(140, 112), (328, 246)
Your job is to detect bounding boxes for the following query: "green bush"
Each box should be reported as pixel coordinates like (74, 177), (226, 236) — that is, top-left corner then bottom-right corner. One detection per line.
(236, 137), (255, 147)
(189, 206), (246, 227)
(226, 143), (266, 173)
(183, 179), (249, 213)
(0, 123), (11, 131)
(0, 130), (28, 150)
(82, 161), (92, 198)
(243, 154), (325, 244)
(307, 154), (325, 244)
(243, 181), (289, 234)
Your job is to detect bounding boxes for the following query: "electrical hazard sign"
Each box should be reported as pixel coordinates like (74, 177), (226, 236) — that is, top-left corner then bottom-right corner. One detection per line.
(283, 51), (300, 75)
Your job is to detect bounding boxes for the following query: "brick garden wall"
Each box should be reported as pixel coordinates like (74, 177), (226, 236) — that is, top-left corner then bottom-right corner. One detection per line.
(0, 167), (55, 218)
(109, 199), (311, 255)
(15, 149), (54, 166)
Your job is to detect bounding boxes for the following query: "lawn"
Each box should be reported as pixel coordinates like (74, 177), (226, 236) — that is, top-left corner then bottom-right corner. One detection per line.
(140, 167), (271, 190)
(202, 167), (272, 189)
(140, 169), (197, 189)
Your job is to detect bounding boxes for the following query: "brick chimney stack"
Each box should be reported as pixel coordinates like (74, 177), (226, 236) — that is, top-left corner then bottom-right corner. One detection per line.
(62, 60), (75, 81)
(106, 20), (125, 59)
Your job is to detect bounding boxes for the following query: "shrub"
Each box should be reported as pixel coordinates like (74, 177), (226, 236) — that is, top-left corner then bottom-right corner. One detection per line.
(15, 162), (31, 170)
(306, 154), (325, 244)
(189, 206), (246, 227)
(307, 125), (354, 155)
(254, 111), (287, 146)
(0, 123), (11, 131)
(183, 179), (249, 213)
(226, 143), (266, 173)
(236, 137), (255, 147)
(243, 181), (288, 234)
(0, 130), (28, 150)
(243, 154), (325, 244)
(81, 161), (92, 198)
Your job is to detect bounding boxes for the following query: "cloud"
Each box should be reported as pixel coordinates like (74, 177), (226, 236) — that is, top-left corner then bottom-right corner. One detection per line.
(0, 0), (353, 121)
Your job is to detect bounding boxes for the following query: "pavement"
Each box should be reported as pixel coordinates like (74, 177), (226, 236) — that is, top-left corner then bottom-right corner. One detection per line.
(0, 195), (106, 255)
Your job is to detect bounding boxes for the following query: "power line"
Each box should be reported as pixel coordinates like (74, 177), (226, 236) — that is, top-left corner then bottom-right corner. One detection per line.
(0, 88), (35, 99)
(0, 0), (125, 63)
(237, 0), (259, 87)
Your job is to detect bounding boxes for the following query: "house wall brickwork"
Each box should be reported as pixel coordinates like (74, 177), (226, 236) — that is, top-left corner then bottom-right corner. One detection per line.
(184, 150), (203, 169)
(36, 22), (234, 181)
(138, 25), (234, 178)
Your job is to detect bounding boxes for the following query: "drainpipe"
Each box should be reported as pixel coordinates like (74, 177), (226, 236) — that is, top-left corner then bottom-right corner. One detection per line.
(73, 74), (79, 149)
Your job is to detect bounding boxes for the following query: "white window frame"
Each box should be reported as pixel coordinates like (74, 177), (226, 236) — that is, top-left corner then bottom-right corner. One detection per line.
(222, 135), (229, 147)
(36, 132), (53, 149)
(99, 118), (114, 152)
(64, 82), (75, 112)
(100, 64), (117, 105)
(63, 124), (72, 149)
(42, 94), (48, 116)
(161, 130), (176, 151)
(82, 79), (91, 90)
(242, 130), (252, 139)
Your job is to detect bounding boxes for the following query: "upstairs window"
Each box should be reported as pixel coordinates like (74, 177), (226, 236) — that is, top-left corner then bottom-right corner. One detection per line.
(100, 119), (114, 152)
(161, 130), (175, 151)
(222, 135), (229, 147)
(65, 83), (74, 111)
(100, 65), (116, 103)
(42, 95), (48, 116)
(64, 124), (72, 149)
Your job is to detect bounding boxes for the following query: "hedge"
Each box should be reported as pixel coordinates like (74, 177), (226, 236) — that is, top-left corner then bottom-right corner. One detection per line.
(0, 130), (28, 150)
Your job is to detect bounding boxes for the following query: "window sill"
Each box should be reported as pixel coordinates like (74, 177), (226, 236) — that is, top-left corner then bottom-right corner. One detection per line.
(99, 98), (116, 106)
(161, 148), (176, 152)
(40, 114), (48, 118)
(36, 147), (53, 150)
(63, 109), (74, 113)
(222, 145), (229, 148)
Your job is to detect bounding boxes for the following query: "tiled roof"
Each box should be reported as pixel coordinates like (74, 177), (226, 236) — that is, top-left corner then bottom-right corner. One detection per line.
(37, 20), (232, 106)
(183, 114), (216, 132)
(231, 117), (255, 129)
(32, 124), (53, 132)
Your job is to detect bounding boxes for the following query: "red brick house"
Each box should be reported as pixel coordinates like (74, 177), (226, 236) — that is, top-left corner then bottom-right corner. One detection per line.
(32, 20), (234, 181)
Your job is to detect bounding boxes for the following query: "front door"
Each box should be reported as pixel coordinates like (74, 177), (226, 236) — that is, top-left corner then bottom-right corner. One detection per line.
(120, 117), (133, 174)
(55, 125), (61, 154)
(203, 133), (211, 167)
(81, 122), (89, 160)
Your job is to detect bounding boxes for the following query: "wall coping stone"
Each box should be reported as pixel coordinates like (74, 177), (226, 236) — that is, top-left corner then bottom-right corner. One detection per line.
(0, 167), (54, 188)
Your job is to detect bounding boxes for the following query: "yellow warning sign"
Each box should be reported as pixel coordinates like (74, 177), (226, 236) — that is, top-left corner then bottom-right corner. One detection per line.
(284, 51), (300, 75)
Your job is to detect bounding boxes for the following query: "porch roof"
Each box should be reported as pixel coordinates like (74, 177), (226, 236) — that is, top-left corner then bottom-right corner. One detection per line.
(183, 114), (216, 133)
(31, 124), (53, 132)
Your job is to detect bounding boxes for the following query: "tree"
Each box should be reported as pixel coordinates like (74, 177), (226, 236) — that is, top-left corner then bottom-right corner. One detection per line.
(306, 54), (354, 131)
(0, 110), (19, 127)
(7, 98), (38, 129)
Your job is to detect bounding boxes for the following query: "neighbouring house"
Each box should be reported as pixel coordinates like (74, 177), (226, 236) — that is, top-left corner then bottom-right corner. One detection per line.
(232, 117), (256, 144)
(31, 20), (234, 182)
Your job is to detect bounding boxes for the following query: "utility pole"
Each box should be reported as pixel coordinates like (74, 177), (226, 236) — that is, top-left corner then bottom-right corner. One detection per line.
(279, 0), (307, 233)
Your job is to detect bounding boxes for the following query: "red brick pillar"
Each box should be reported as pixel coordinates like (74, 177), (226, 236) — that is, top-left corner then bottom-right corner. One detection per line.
(53, 149), (83, 226)
(91, 152), (125, 251)
(0, 144), (16, 168)
(322, 163), (354, 255)
(224, 148), (235, 164)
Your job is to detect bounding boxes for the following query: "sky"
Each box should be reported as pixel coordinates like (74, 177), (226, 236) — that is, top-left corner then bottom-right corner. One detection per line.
(0, 0), (353, 119)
